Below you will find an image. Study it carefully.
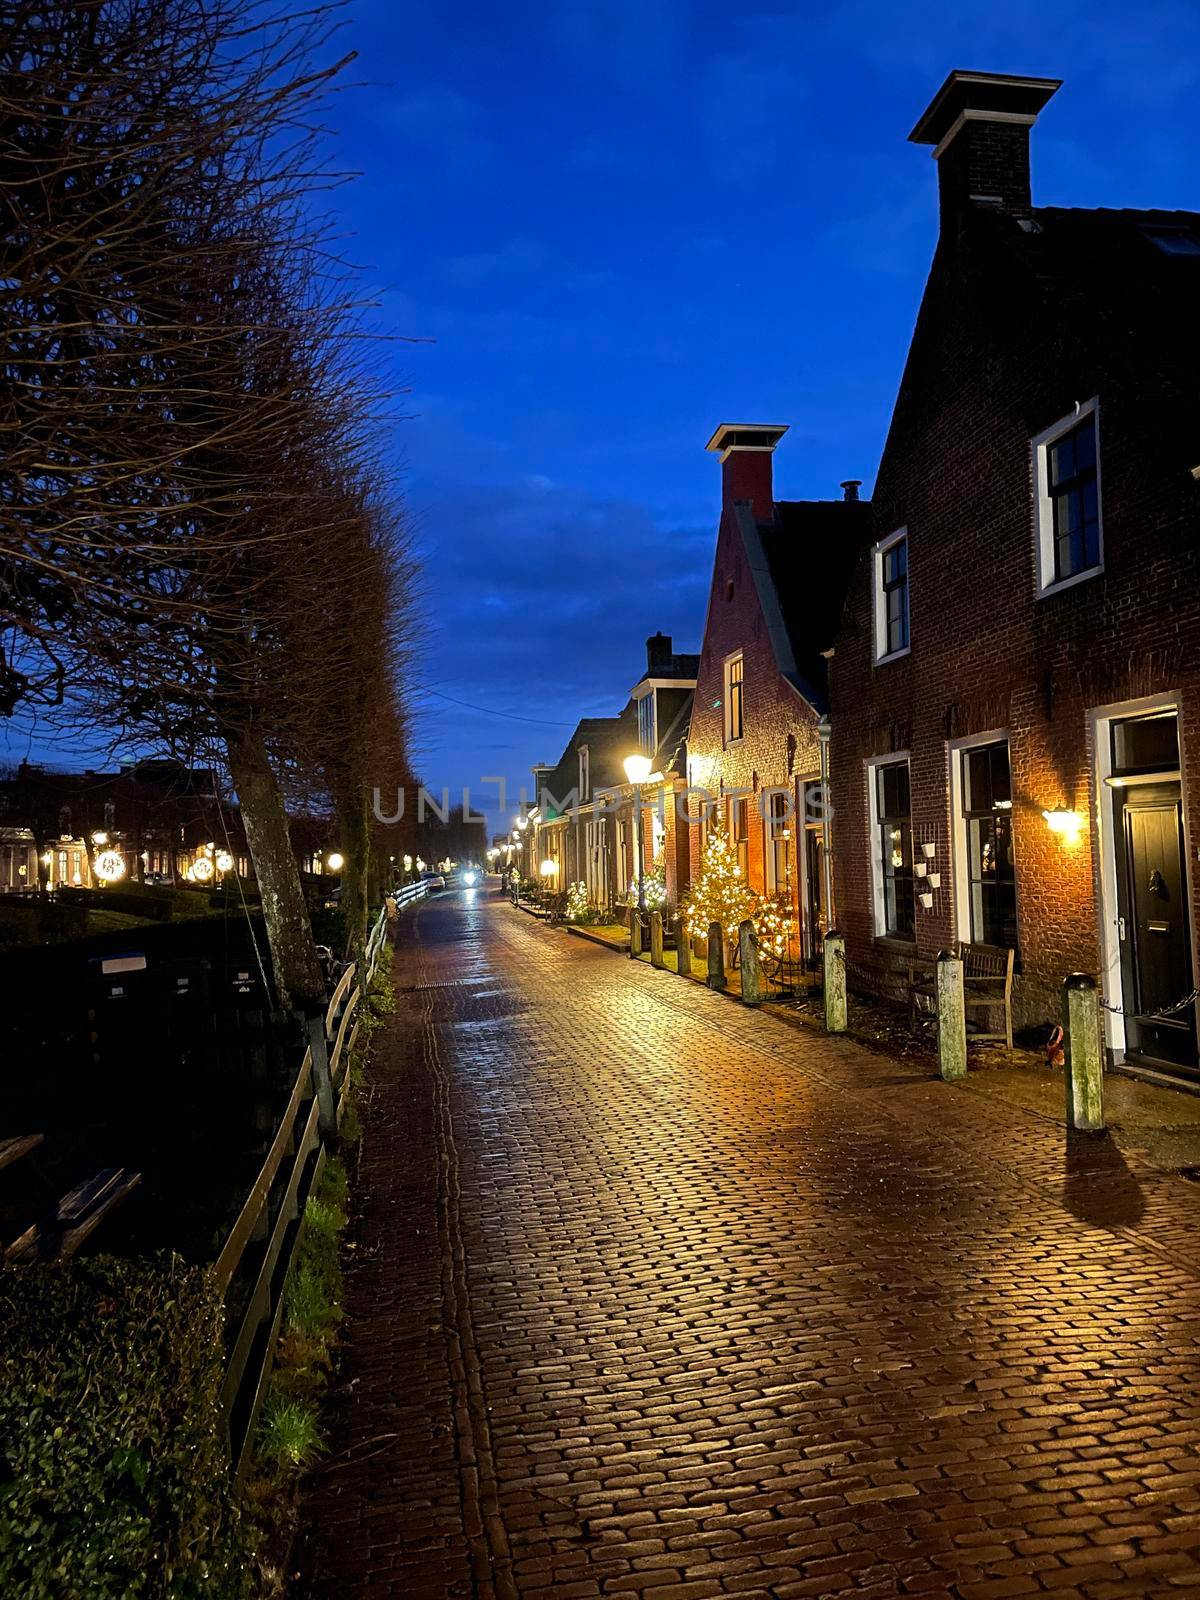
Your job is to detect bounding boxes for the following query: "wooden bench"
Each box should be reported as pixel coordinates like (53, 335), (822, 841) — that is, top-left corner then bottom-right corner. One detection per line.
(0, 1134), (44, 1174)
(909, 942), (1015, 1050)
(6, 1167), (142, 1264)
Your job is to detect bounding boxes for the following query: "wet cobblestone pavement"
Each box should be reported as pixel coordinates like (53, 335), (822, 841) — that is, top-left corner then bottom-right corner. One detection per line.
(295, 892), (1200, 1599)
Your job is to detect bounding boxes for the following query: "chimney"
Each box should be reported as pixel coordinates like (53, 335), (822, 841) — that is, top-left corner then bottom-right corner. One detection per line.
(909, 70), (1061, 229)
(646, 632), (673, 673)
(840, 479), (861, 502)
(705, 423), (788, 522)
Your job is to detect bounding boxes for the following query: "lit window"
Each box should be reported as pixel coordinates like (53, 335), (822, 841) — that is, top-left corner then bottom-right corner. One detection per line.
(765, 790), (792, 894)
(959, 740), (1017, 949)
(871, 760), (913, 939)
(1033, 401), (1103, 593)
(724, 656), (744, 743)
(872, 530), (909, 661)
(729, 794), (749, 879)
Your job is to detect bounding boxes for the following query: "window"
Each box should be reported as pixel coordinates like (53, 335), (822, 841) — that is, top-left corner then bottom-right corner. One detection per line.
(729, 794), (749, 879)
(637, 693), (655, 756)
(1112, 712), (1180, 778)
(724, 656), (744, 743)
(871, 760), (914, 939)
(578, 745), (590, 802)
(1034, 401), (1103, 592)
(765, 790), (792, 894)
(873, 530), (909, 661)
(959, 740), (1017, 949)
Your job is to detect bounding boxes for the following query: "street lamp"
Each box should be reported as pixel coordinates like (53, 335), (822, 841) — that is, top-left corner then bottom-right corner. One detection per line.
(623, 753), (653, 937)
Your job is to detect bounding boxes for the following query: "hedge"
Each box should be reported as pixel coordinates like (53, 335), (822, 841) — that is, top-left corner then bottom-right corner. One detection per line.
(0, 1256), (252, 1599)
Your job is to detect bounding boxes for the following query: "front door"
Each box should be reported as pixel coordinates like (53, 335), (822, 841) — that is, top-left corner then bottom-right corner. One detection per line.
(1116, 781), (1197, 1070)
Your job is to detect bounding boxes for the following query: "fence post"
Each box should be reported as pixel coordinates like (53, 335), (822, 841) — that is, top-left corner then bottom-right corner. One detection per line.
(823, 931), (846, 1032)
(629, 909), (643, 959)
(1063, 973), (1105, 1131)
(936, 951), (967, 1081)
(649, 911), (665, 968)
(306, 1013), (336, 1142)
(738, 919), (764, 1006)
(707, 922), (727, 990)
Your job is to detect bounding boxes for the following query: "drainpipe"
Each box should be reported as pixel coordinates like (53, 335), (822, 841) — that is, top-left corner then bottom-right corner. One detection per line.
(817, 716), (834, 934)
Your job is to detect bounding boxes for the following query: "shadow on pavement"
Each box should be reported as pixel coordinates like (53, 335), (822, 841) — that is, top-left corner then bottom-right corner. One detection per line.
(1061, 1128), (1146, 1228)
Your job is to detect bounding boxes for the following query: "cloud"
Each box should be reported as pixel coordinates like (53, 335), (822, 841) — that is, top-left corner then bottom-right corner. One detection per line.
(376, 83), (494, 165)
(410, 475), (713, 798)
(443, 236), (548, 289)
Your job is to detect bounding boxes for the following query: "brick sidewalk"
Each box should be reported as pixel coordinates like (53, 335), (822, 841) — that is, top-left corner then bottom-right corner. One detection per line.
(294, 893), (1200, 1599)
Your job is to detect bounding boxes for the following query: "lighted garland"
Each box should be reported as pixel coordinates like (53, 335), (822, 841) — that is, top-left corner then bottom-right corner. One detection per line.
(565, 881), (592, 923)
(681, 826), (760, 943)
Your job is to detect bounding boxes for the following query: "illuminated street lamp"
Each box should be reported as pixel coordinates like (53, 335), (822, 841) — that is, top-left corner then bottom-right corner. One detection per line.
(327, 850), (345, 872)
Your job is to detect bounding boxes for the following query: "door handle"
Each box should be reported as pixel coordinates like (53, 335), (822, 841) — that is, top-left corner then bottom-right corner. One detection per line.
(1118, 916), (1127, 941)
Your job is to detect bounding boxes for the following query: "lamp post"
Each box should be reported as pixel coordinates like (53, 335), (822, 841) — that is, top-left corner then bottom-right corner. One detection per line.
(623, 753), (653, 936)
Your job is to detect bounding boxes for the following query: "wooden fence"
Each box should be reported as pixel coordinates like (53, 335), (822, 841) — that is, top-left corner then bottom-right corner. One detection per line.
(212, 885), (426, 1479)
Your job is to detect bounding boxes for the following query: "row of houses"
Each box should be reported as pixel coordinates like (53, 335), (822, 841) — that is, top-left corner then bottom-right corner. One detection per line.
(519, 69), (1200, 1084)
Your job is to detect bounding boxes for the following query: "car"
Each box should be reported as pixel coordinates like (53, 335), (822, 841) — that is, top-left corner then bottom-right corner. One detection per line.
(421, 871), (447, 892)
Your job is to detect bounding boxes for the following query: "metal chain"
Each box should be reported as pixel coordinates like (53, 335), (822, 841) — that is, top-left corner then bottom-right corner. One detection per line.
(1100, 985), (1200, 1019)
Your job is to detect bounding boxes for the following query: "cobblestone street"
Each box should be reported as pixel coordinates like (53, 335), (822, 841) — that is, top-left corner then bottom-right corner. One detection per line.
(296, 891), (1200, 1600)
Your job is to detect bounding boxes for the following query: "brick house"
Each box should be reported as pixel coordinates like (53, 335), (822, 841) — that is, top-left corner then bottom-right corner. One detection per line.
(829, 70), (1200, 1077)
(530, 634), (697, 913)
(687, 424), (871, 959)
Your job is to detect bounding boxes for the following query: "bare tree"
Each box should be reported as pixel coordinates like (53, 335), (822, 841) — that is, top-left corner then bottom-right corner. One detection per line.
(0, 0), (417, 1011)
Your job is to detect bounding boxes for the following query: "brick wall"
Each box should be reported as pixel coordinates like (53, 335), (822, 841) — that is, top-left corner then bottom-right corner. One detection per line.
(687, 503), (821, 930)
(830, 217), (1200, 1045)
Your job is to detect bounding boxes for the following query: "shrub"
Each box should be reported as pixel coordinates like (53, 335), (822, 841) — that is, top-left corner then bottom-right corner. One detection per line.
(0, 1255), (252, 1599)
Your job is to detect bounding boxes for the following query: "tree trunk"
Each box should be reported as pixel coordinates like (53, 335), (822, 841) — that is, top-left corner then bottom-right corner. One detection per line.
(334, 779), (370, 963)
(226, 723), (326, 1015)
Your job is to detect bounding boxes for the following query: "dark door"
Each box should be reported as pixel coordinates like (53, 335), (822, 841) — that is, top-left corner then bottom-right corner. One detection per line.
(1116, 782), (1197, 1070)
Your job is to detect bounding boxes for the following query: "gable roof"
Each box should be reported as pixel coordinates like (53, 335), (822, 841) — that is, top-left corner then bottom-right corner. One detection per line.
(731, 496), (873, 713)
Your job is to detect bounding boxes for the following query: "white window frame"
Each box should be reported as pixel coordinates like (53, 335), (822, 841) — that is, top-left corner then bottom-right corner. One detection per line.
(948, 728), (1013, 947)
(635, 689), (656, 756)
(1032, 397), (1104, 597)
(723, 652), (744, 745)
(865, 752), (913, 940)
(578, 744), (590, 803)
(872, 528), (910, 664)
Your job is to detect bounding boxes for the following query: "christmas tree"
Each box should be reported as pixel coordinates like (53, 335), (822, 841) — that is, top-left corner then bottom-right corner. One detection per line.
(681, 826), (761, 944)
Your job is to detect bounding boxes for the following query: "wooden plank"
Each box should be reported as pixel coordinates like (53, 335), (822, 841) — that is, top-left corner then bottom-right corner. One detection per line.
(6, 1169), (141, 1263)
(329, 988), (360, 1085)
(220, 1095), (321, 1421)
(0, 1134), (43, 1172)
(212, 1052), (313, 1292)
(323, 963), (356, 1040)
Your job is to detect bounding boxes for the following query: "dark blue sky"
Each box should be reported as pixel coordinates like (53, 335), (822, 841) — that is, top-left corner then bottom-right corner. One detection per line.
(7, 0), (1198, 825)
(344, 0), (1197, 825)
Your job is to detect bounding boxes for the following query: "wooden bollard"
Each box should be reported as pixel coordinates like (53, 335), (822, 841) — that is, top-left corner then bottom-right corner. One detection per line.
(823, 931), (846, 1033)
(707, 922), (726, 990)
(649, 911), (665, 968)
(1064, 973), (1104, 1131)
(629, 909), (642, 959)
(738, 919), (764, 1006)
(936, 951), (967, 1080)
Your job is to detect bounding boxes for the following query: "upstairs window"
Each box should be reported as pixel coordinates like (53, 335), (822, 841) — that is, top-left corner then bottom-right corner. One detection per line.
(1034, 400), (1103, 593)
(724, 655), (744, 743)
(637, 692), (655, 756)
(873, 530), (909, 662)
